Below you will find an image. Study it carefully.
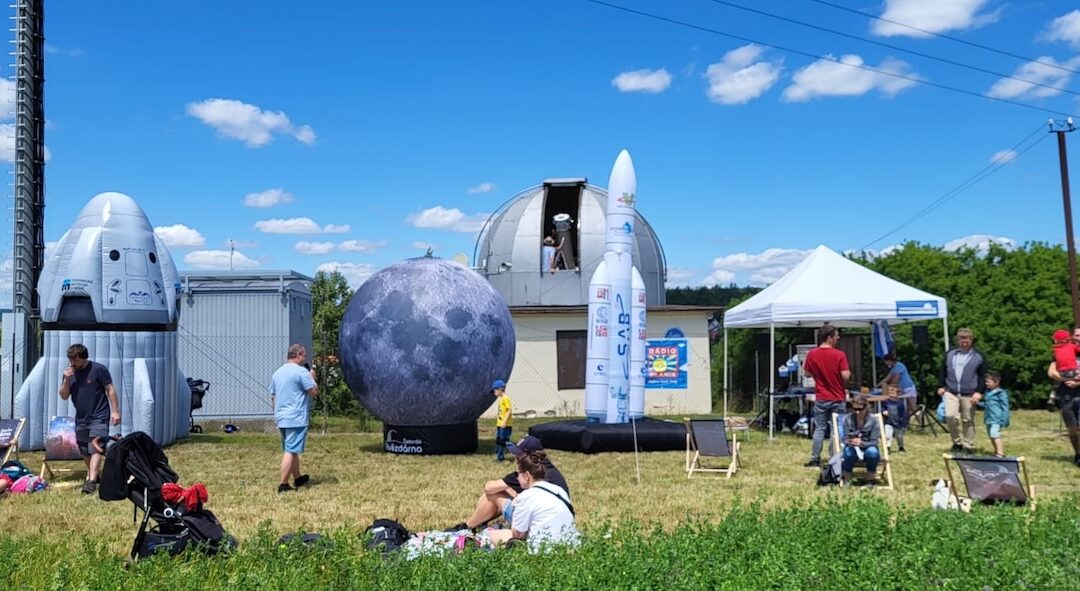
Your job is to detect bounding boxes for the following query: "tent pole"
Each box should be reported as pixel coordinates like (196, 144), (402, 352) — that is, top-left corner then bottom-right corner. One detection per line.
(943, 317), (950, 352)
(871, 322), (877, 388)
(723, 328), (729, 420)
(769, 322), (775, 440)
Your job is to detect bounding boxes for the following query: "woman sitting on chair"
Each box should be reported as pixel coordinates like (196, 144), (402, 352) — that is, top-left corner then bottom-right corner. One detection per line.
(842, 396), (881, 483)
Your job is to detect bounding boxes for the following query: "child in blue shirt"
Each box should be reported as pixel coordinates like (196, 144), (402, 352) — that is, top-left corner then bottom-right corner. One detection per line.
(881, 385), (909, 452)
(981, 370), (1010, 457)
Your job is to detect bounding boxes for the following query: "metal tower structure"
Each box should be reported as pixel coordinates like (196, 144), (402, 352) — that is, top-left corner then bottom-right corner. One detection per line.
(2, 0), (45, 417)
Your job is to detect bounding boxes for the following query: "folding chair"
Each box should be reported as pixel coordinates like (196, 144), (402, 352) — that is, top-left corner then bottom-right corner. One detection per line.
(685, 418), (739, 479)
(942, 454), (1035, 509)
(831, 412), (894, 490)
(0, 418), (26, 464)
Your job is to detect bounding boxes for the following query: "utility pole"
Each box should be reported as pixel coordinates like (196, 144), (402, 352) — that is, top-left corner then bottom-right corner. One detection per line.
(1051, 118), (1079, 328)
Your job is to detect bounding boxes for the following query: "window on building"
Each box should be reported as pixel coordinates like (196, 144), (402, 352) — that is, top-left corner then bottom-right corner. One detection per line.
(556, 330), (587, 390)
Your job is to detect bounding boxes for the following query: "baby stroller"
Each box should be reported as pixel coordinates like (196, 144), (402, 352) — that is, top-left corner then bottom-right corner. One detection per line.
(187, 378), (209, 434)
(99, 431), (235, 560)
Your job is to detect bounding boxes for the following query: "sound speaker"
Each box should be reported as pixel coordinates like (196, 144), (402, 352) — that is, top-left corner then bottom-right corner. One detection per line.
(912, 325), (930, 346)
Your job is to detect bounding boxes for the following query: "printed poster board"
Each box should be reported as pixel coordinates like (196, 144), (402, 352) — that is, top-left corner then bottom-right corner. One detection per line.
(645, 338), (688, 389)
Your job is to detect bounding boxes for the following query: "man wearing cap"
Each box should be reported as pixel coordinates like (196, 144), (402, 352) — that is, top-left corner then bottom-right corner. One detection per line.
(492, 379), (512, 462)
(449, 435), (571, 532)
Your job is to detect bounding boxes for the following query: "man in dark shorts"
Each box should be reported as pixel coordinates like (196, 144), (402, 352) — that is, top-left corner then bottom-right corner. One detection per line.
(1048, 327), (1080, 466)
(449, 435), (570, 531)
(58, 344), (120, 494)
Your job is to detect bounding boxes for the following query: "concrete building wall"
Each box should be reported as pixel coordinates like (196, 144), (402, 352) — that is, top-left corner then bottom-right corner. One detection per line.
(480, 308), (714, 419)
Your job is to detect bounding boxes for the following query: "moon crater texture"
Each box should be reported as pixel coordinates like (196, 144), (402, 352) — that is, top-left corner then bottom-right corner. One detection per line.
(339, 258), (516, 425)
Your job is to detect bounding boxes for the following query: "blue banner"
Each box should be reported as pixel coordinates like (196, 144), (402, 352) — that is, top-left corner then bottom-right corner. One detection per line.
(896, 300), (939, 317)
(645, 338), (688, 389)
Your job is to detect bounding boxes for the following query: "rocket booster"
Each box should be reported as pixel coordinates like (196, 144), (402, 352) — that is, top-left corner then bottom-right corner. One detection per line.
(584, 260), (610, 421)
(630, 267), (647, 420)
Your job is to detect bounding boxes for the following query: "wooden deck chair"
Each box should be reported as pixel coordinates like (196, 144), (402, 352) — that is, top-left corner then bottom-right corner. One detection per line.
(942, 454), (1035, 510)
(831, 412), (894, 490)
(0, 418), (26, 464)
(685, 418), (739, 479)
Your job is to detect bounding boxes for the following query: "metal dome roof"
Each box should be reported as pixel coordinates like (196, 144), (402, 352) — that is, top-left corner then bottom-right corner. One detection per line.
(473, 178), (667, 306)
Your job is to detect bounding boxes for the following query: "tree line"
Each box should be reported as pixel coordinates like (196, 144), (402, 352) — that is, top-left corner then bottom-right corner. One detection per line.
(312, 242), (1071, 416)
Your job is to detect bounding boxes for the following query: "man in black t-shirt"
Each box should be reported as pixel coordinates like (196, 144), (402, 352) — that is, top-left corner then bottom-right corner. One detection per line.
(58, 343), (120, 495)
(449, 435), (570, 531)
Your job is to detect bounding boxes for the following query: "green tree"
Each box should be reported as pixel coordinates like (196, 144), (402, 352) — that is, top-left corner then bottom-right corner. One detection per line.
(311, 271), (372, 424)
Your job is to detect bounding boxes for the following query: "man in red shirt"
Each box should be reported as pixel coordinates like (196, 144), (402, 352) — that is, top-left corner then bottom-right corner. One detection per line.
(803, 324), (851, 467)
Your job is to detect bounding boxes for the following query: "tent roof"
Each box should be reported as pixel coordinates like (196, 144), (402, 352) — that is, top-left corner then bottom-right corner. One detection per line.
(723, 245), (947, 328)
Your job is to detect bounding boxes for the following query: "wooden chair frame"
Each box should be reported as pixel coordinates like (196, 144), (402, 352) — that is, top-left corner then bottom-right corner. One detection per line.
(685, 418), (740, 479)
(942, 453), (1035, 510)
(0, 418), (25, 464)
(831, 412), (894, 490)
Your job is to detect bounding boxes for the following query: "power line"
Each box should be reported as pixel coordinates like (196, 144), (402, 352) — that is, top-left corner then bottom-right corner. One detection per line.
(581, 0), (1077, 118)
(701, 0), (1080, 98)
(859, 124), (1050, 250)
(806, 0), (1080, 77)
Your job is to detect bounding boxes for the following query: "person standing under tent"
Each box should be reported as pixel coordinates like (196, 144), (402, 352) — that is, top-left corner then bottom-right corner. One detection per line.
(803, 325), (850, 468)
(879, 352), (918, 413)
(937, 327), (987, 455)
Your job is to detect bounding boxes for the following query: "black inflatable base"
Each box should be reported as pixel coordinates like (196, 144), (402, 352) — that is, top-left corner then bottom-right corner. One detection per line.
(382, 422), (477, 455)
(528, 417), (687, 454)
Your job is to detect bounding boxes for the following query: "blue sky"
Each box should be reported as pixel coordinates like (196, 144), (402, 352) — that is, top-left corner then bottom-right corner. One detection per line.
(3, 0), (1080, 300)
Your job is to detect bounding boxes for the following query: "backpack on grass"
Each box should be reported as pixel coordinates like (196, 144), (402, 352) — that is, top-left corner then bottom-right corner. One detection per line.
(817, 452), (844, 486)
(366, 518), (410, 554)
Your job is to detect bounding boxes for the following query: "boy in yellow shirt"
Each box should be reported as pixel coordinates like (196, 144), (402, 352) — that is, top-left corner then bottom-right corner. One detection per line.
(492, 380), (512, 461)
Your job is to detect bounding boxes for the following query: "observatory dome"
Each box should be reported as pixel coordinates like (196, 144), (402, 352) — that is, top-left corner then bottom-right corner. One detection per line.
(473, 178), (667, 307)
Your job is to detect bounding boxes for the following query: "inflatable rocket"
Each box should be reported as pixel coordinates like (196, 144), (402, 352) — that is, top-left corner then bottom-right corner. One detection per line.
(15, 192), (191, 450)
(585, 151), (647, 423)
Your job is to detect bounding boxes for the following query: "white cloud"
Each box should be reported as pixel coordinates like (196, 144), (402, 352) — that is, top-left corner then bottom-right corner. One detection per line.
(612, 68), (673, 94)
(665, 267), (698, 288)
(338, 239), (386, 253)
(467, 182), (496, 194)
(990, 149), (1018, 165)
(294, 241), (335, 255)
(706, 247), (814, 287)
(224, 239), (258, 249)
(243, 188), (295, 208)
(254, 217), (350, 234)
(783, 55), (919, 101)
(406, 206), (490, 233)
(0, 123), (53, 163)
(154, 224), (205, 248)
(183, 249), (259, 270)
(704, 45), (782, 105)
(0, 78), (15, 120)
(985, 57), (1080, 99)
(186, 98), (316, 148)
(317, 261), (375, 288)
(872, 0), (999, 37)
(943, 234), (1016, 254)
(1041, 10), (1080, 48)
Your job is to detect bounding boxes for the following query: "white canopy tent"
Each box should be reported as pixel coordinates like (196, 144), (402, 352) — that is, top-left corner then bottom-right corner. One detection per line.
(721, 245), (950, 439)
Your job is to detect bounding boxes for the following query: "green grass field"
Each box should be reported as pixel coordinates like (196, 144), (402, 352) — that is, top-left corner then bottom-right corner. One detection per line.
(3, 410), (1079, 590)
(2, 409), (1078, 554)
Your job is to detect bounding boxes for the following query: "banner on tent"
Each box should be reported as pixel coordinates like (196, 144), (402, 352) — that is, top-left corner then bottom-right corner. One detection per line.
(645, 339), (687, 389)
(896, 300), (939, 318)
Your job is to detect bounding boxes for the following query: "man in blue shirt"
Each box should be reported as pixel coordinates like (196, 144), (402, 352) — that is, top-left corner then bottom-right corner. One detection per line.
(269, 343), (318, 493)
(58, 343), (121, 495)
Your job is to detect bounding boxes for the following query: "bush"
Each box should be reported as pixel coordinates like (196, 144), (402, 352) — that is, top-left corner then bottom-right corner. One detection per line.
(5, 498), (1078, 590)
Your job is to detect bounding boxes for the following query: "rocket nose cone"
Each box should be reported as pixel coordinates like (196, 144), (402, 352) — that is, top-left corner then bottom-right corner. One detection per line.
(76, 192), (150, 225)
(607, 149), (637, 191)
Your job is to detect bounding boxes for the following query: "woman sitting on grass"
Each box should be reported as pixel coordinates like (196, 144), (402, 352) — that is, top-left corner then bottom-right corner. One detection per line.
(486, 450), (579, 552)
(842, 396), (881, 484)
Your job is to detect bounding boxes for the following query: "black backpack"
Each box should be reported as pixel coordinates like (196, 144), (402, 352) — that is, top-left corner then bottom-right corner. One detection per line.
(365, 518), (410, 553)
